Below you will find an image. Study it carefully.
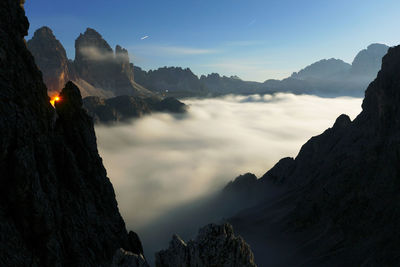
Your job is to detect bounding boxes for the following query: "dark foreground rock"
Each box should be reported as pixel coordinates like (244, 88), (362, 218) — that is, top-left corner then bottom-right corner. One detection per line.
(155, 223), (257, 267)
(0, 2), (146, 266)
(83, 95), (187, 123)
(225, 44), (400, 266)
(111, 249), (149, 267)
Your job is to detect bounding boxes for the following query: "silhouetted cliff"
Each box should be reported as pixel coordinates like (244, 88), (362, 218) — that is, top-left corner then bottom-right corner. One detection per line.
(0, 2), (145, 265)
(156, 223), (257, 267)
(228, 44), (400, 266)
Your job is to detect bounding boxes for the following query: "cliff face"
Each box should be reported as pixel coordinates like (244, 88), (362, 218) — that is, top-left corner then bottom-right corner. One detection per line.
(74, 28), (152, 97)
(0, 1), (144, 266)
(27, 26), (76, 95)
(228, 44), (400, 265)
(27, 27), (153, 98)
(155, 223), (257, 267)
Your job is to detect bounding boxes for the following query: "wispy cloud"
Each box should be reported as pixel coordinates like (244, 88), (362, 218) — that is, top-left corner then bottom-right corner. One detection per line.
(223, 40), (266, 47)
(130, 45), (218, 56)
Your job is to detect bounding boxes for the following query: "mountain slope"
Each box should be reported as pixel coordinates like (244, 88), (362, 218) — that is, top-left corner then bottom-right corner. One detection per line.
(228, 44), (400, 266)
(0, 2), (144, 265)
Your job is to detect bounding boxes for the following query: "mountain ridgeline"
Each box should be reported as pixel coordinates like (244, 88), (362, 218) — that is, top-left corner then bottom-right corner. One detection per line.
(28, 26), (388, 99)
(222, 43), (400, 265)
(136, 44), (389, 97)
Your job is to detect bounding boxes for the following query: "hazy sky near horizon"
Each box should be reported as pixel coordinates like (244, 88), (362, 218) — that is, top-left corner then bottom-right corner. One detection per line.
(25, 0), (400, 82)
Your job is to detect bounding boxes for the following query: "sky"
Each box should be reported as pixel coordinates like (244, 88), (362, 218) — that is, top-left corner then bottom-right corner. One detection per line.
(25, 0), (400, 82)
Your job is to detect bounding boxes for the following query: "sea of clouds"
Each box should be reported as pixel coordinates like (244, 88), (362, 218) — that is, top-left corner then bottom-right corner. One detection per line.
(96, 93), (362, 232)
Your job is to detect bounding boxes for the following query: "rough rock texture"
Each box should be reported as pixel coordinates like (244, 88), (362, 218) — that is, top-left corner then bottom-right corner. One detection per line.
(27, 26), (76, 95)
(0, 2), (145, 266)
(111, 249), (149, 267)
(229, 44), (400, 266)
(27, 26), (153, 98)
(155, 223), (257, 267)
(83, 95), (187, 123)
(74, 28), (153, 97)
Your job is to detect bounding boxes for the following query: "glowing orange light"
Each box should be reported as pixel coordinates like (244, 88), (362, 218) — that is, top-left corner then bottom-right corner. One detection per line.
(50, 95), (61, 106)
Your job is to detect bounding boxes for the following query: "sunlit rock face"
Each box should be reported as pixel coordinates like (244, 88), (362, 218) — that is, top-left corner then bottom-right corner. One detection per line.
(27, 26), (76, 96)
(0, 2), (145, 265)
(155, 223), (257, 267)
(74, 28), (153, 97)
(27, 27), (154, 98)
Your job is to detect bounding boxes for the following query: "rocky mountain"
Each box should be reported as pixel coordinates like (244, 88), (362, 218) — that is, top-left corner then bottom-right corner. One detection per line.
(263, 44), (389, 97)
(0, 2), (145, 265)
(27, 26), (76, 95)
(199, 73), (261, 95)
(135, 45), (388, 98)
(2, 4), (257, 266)
(290, 58), (351, 80)
(28, 27), (153, 98)
(225, 44), (400, 265)
(155, 223), (257, 267)
(351, 43), (389, 77)
(83, 95), (187, 124)
(28, 25), (388, 98)
(74, 28), (152, 97)
(134, 66), (208, 97)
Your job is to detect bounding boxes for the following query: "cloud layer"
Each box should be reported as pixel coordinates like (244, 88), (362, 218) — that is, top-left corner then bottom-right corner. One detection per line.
(95, 93), (362, 232)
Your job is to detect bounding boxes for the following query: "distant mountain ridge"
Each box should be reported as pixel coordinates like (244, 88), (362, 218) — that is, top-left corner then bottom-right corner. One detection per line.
(134, 44), (389, 97)
(83, 95), (187, 124)
(28, 26), (389, 99)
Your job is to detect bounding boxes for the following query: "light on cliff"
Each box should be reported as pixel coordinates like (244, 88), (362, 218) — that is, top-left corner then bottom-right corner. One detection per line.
(50, 96), (60, 106)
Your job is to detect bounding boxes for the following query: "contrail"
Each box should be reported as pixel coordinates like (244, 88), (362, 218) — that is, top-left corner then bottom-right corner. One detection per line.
(141, 36), (149, 40)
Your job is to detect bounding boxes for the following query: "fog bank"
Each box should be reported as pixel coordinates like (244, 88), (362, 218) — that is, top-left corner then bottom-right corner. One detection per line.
(96, 93), (362, 230)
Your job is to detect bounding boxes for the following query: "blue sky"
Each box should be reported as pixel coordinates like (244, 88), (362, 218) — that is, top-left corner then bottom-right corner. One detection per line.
(25, 0), (400, 82)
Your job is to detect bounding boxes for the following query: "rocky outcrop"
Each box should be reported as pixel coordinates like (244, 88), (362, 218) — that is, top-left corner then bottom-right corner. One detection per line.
(27, 26), (153, 98)
(112, 249), (149, 267)
(27, 26), (76, 95)
(83, 95), (187, 123)
(0, 2), (145, 265)
(155, 223), (257, 267)
(74, 28), (152, 97)
(227, 44), (400, 266)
